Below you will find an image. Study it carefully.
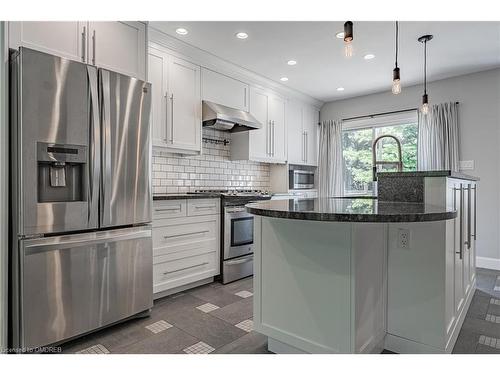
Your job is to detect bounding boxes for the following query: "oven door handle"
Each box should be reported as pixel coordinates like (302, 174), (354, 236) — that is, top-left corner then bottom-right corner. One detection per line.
(225, 256), (253, 265)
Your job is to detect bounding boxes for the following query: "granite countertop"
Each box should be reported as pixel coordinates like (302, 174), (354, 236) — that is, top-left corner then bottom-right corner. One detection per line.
(246, 197), (456, 223)
(153, 193), (221, 201)
(376, 170), (479, 181)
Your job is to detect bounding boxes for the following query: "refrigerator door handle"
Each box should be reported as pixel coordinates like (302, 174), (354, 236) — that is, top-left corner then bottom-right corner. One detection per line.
(100, 69), (112, 226)
(24, 227), (151, 255)
(87, 66), (100, 228)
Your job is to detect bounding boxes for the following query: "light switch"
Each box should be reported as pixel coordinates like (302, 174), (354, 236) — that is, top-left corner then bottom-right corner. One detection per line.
(459, 160), (474, 170)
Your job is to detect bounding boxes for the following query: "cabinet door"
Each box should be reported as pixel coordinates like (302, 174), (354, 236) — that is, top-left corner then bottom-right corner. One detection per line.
(303, 105), (319, 166)
(201, 68), (249, 111)
(269, 95), (286, 162)
(89, 21), (146, 79)
(9, 21), (87, 62)
(248, 88), (270, 160)
(453, 183), (465, 315)
(148, 47), (169, 147)
(167, 57), (201, 152)
(287, 101), (305, 165)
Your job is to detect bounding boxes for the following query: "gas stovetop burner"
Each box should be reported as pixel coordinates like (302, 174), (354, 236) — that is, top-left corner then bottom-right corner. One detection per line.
(195, 189), (270, 197)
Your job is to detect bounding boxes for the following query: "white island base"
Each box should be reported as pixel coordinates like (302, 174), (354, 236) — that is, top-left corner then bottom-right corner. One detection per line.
(252, 216), (475, 354)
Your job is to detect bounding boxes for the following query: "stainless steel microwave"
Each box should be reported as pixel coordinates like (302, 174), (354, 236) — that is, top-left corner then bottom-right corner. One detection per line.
(289, 169), (315, 190)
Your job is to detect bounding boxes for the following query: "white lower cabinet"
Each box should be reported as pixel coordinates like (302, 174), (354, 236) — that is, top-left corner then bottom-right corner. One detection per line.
(9, 21), (147, 79)
(148, 45), (201, 154)
(152, 199), (220, 296)
(386, 177), (477, 353)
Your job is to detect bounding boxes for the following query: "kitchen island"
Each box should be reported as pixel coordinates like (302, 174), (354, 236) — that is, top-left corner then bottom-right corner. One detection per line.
(247, 196), (475, 354)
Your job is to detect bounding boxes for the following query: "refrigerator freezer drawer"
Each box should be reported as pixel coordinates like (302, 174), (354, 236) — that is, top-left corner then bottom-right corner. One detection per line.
(20, 226), (153, 348)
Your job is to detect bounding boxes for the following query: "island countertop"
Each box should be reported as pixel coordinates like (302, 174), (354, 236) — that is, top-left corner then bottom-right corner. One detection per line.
(245, 197), (456, 222)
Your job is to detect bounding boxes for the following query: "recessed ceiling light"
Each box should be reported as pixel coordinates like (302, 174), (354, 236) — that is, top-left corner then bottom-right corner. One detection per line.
(335, 31), (345, 39)
(175, 28), (188, 35)
(364, 53), (376, 60)
(336, 87), (345, 91)
(287, 60), (297, 66)
(235, 32), (248, 39)
(280, 77), (289, 82)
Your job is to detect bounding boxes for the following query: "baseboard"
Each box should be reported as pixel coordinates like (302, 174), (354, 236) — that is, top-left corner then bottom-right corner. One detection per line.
(153, 277), (214, 300)
(477, 256), (500, 271)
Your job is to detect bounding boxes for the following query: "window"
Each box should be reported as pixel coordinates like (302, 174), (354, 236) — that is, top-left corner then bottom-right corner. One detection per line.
(342, 112), (418, 196)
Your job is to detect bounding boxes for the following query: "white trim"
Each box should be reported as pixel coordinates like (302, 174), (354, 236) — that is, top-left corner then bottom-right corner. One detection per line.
(477, 256), (500, 271)
(148, 27), (323, 109)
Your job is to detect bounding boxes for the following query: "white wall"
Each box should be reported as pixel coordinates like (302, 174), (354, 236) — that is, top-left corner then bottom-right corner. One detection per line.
(321, 68), (500, 266)
(0, 21), (8, 351)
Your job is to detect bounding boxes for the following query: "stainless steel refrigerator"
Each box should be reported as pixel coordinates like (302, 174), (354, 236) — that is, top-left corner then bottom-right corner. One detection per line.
(9, 47), (153, 349)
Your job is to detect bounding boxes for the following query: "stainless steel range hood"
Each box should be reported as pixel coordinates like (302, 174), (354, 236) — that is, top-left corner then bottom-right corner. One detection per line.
(202, 100), (261, 132)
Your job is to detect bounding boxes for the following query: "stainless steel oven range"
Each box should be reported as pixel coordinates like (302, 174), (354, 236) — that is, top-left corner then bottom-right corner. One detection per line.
(195, 190), (271, 284)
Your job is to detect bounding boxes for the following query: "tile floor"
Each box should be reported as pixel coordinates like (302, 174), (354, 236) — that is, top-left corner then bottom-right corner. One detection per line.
(60, 268), (500, 354)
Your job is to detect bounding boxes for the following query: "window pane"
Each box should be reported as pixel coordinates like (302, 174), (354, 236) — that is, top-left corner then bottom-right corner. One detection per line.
(342, 128), (373, 195)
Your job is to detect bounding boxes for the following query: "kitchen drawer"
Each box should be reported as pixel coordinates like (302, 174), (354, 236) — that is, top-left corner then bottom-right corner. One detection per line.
(153, 215), (219, 258)
(153, 252), (217, 293)
(187, 199), (220, 216)
(153, 200), (187, 220)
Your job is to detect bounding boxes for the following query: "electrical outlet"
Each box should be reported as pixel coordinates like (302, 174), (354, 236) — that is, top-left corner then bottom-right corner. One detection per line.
(398, 228), (411, 249)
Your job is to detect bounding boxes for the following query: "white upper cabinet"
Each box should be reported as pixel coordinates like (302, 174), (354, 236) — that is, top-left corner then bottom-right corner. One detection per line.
(201, 68), (249, 111)
(148, 46), (201, 154)
(247, 88), (269, 160)
(9, 21), (146, 80)
(9, 22), (87, 62)
(231, 88), (286, 164)
(268, 95), (286, 162)
(88, 22), (146, 79)
(287, 101), (319, 166)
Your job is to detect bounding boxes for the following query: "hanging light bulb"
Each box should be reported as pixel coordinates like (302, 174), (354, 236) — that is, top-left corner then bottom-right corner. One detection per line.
(392, 21), (401, 94)
(421, 93), (429, 115)
(418, 34), (433, 115)
(343, 21), (353, 57)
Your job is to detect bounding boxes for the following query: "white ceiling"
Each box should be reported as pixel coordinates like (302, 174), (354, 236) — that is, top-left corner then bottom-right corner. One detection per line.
(150, 21), (500, 102)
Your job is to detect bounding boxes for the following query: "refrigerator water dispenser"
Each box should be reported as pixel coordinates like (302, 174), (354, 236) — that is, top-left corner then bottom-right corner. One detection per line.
(37, 142), (87, 203)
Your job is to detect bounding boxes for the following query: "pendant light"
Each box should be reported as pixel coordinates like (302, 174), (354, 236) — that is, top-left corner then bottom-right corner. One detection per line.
(343, 21), (353, 57)
(392, 21), (401, 94)
(418, 34), (433, 115)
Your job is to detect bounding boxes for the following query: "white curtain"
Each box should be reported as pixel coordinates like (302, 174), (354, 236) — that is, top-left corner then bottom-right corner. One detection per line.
(318, 120), (344, 197)
(417, 102), (460, 171)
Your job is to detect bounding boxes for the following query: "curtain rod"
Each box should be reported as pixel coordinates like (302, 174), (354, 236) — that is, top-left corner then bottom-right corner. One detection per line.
(317, 101), (459, 124)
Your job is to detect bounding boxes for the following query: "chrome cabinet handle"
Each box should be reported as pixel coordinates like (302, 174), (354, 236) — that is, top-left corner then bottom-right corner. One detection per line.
(459, 185), (464, 259)
(271, 120), (275, 156)
(163, 230), (209, 239)
(155, 206), (181, 212)
(163, 262), (209, 275)
(267, 120), (272, 156)
(303, 131), (306, 162)
(81, 26), (86, 62)
(170, 93), (174, 143)
(244, 87), (247, 108)
(305, 131), (308, 163)
(92, 29), (96, 65)
(195, 205), (216, 209)
(472, 185), (477, 240)
(163, 91), (169, 142)
(467, 184), (471, 249)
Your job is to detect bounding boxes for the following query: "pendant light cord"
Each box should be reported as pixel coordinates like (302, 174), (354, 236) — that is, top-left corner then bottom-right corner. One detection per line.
(395, 21), (399, 68)
(424, 40), (427, 95)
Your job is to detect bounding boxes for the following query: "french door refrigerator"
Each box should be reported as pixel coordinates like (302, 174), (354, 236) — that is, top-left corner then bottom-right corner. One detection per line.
(9, 47), (153, 350)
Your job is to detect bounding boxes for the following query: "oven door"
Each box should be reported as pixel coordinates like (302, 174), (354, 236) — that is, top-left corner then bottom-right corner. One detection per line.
(224, 206), (254, 260)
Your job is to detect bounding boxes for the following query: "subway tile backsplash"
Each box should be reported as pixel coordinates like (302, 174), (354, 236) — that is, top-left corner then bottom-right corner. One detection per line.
(152, 128), (271, 194)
